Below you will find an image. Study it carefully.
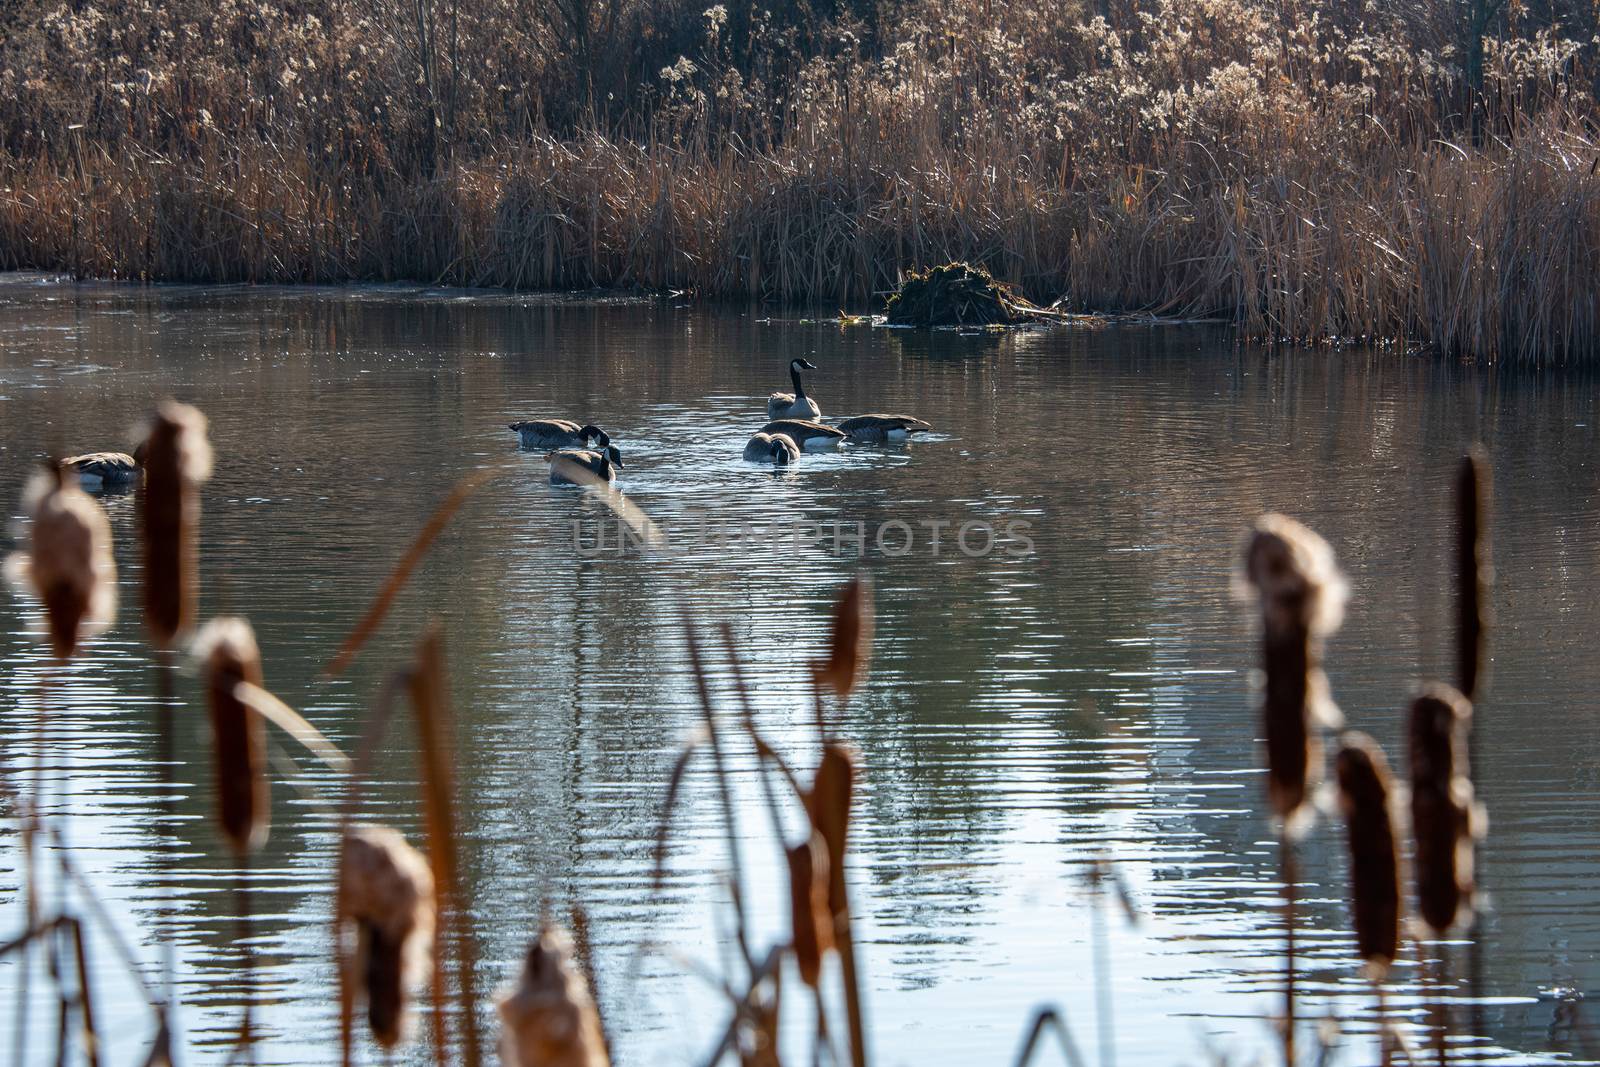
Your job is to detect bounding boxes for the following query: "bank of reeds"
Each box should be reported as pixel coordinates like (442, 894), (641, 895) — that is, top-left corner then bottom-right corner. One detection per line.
(5, 119), (1600, 363)
(4, 0), (1600, 362)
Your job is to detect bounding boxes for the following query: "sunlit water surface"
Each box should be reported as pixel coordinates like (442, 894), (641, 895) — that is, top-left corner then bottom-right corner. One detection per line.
(0, 277), (1597, 1065)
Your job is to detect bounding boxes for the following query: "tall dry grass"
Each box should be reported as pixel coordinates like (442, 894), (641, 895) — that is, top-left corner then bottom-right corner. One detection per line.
(2, 0), (1600, 361)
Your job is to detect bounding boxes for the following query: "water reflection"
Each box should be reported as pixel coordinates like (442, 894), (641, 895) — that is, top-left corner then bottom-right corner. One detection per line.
(0, 277), (1597, 1065)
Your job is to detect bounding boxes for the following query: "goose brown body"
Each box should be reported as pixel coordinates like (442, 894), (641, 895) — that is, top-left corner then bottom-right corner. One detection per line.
(760, 419), (846, 450)
(835, 414), (932, 442)
(547, 445), (623, 485)
(510, 420), (604, 450)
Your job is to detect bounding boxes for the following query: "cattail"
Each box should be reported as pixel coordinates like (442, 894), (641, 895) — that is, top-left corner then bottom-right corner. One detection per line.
(139, 401), (213, 647)
(1335, 734), (1402, 975)
(787, 831), (834, 987)
(496, 924), (610, 1067)
(192, 617), (268, 854)
(1409, 685), (1478, 933)
(812, 574), (873, 699)
(807, 742), (857, 918)
(1242, 514), (1347, 827)
(4, 466), (116, 661)
(1456, 451), (1490, 702)
(338, 825), (435, 1049)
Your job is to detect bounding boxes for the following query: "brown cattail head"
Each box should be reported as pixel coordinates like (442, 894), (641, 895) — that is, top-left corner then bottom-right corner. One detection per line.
(4, 466), (117, 661)
(1335, 734), (1401, 976)
(1456, 450), (1491, 701)
(1242, 514), (1347, 828)
(496, 924), (610, 1067)
(812, 573), (873, 699)
(139, 401), (212, 648)
(787, 830), (834, 987)
(1409, 684), (1478, 934)
(806, 742), (857, 918)
(338, 825), (436, 1049)
(193, 617), (268, 855)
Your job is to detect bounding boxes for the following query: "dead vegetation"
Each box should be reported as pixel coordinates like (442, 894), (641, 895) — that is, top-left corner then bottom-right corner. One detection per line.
(2, 0), (1600, 359)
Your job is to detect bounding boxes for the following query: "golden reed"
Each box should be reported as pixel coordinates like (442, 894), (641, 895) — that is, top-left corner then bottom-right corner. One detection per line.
(193, 617), (269, 855)
(337, 825), (436, 1049)
(495, 925), (610, 1067)
(139, 401), (213, 647)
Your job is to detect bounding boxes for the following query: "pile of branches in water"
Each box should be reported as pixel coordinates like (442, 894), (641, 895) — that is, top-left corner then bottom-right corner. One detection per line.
(885, 262), (1059, 327)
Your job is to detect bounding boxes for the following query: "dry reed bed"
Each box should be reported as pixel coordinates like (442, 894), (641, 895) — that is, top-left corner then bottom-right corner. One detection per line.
(4, 116), (1600, 363)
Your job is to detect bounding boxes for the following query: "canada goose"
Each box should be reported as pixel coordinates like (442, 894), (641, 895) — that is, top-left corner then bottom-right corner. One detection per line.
(767, 359), (821, 420)
(759, 419), (846, 450)
(509, 419), (604, 450)
(548, 442), (624, 485)
(63, 450), (142, 492)
(835, 414), (932, 442)
(742, 432), (800, 465)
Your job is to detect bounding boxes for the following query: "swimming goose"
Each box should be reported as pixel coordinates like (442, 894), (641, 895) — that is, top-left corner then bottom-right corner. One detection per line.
(759, 419), (846, 450)
(767, 359), (821, 420)
(547, 442), (624, 486)
(835, 414), (932, 442)
(63, 451), (142, 492)
(743, 432), (800, 465)
(510, 419), (605, 450)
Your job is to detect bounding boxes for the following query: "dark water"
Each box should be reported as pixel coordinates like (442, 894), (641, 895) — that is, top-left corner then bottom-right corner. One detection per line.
(0, 276), (1597, 1065)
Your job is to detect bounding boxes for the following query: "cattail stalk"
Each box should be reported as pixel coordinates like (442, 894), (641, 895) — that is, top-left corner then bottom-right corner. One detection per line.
(137, 401), (211, 1010)
(337, 824), (436, 1050)
(1410, 684), (1478, 1065)
(1455, 449), (1490, 1043)
(409, 627), (482, 1067)
(139, 401), (212, 649)
(1336, 735), (1402, 1067)
(1242, 514), (1347, 1067)
(4, 465), (117, 1067)
(194, 616), (269, 1058)
(808, 742), (865, 1067)
(5, 466), (118, 662)
(495, 925), (609, 1067)
(194, 618), (270, 855)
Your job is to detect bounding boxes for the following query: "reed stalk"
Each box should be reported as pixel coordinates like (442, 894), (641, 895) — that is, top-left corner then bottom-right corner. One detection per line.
(1335, 735), (1402, 1067)
(408, 626), (483, 1067)
(1242, 515), (1347, 1066)
(1454, 450), (1491, 1046)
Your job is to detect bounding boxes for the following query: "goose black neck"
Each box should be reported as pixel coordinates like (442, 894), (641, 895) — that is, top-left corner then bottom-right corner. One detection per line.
(790, 363), (807, 398)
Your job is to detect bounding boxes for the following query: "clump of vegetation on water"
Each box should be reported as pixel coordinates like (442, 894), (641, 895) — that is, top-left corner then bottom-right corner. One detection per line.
(886, 263), (1032, 327)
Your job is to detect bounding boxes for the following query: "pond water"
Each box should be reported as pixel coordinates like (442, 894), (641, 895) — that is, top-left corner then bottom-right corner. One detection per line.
(0, 276), (1597, 1066)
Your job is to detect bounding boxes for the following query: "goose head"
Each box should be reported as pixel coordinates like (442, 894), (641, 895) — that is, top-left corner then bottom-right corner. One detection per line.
(605, 445), (624, 470)
(578, 423), (605, 446)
